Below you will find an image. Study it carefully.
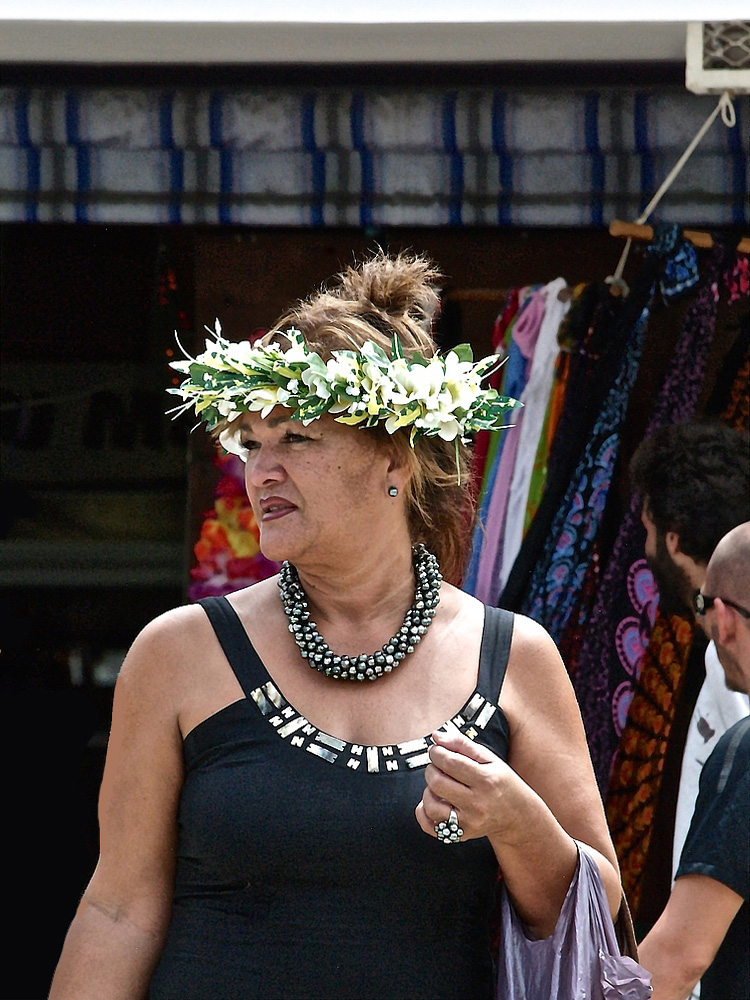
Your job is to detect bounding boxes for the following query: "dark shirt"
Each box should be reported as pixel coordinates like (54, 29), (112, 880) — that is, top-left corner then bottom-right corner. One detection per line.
(149, 598), (514, 1000)
(676, 716), (750, 1000)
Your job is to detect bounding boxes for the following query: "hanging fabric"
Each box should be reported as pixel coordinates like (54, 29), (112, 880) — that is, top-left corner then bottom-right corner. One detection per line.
(605, 611), (696, 914)
(606, 292), (750, 917)
(496, 277), (569, 595)
(572, 235), (736, 790)
(521, 284), (587, 533)
(463, 289), (522, 594)
(499, 272), (653, 614)
(518, 290), (651, 643)
(465, 287), (539, 600)
(467, 290), (519, 502)
(512, 230), (703, 644)
(473, 286), (547, 605)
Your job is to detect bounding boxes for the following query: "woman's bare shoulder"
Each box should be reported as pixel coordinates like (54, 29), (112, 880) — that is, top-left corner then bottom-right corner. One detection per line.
(438, 582), (485, 622)
(502, 612), (582, 730)
(506, 611), (560, 658)
(114, 601), (223, 699)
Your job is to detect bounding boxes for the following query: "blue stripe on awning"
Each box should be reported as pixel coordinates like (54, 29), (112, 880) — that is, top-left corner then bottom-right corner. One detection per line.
(15, 89), (38, 221)
(208, 92), (223, 148)
(168, 151), (184, 225)
(14, 88), (31, 146)
(442, 93), (462, 225)
(65, 90), (81, 145)
(351, 92), (373, 229)
(301, 93), (325, 227)
(584, 93), (605, 227)
(634, 93), (653, 220)
(66, 93), (89, 222)
(209, 93), (232, 224)
(160, 92), (175, 149)
(492, 92), (512, 227)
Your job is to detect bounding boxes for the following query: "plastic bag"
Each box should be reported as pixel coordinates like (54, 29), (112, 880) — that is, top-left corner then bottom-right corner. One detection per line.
(496, 844), (652, 1000)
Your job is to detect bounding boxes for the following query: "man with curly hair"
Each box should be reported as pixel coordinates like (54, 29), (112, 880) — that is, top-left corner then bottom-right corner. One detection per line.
(631, 421), (749, 999)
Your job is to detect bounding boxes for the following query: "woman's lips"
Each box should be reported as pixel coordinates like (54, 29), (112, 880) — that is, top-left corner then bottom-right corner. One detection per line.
(259, 498), (296, 522)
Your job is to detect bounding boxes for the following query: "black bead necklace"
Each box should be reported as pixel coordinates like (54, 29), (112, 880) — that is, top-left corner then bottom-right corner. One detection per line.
(278, 544), (442, 681)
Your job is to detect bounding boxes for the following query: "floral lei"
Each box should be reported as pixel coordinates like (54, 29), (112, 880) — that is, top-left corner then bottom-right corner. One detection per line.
(168, 322), (521, 458)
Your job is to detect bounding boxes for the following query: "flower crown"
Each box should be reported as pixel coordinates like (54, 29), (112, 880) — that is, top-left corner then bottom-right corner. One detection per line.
(168, 322), (520, 458)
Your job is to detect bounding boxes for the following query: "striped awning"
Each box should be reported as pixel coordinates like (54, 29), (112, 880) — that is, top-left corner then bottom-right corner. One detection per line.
(1, 85), (747, 227)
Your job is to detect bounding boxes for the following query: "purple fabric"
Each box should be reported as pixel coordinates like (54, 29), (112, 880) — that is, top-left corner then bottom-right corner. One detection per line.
(474, 288), (546, 605)
(573, 242), (731, 790)
(496, 845), (652, 999)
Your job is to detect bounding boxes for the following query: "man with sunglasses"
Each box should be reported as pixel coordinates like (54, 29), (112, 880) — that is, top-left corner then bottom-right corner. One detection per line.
(630, 421), (749, 886)
(639, 521), (750, 999)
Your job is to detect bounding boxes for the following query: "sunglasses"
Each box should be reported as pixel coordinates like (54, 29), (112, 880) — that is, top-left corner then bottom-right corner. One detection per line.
(692, 591), (750, 620)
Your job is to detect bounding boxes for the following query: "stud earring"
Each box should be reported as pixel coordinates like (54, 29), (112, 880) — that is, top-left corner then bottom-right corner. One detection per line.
(388, 486), (399, 497)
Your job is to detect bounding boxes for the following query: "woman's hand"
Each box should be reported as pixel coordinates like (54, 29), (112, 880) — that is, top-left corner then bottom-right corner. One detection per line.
(415, 726), (527, 845)
(415, 724), (581, 938)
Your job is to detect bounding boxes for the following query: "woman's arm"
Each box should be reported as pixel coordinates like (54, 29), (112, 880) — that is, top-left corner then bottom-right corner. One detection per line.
(49, 608), (194, 999)
(417, 614), (620, 939)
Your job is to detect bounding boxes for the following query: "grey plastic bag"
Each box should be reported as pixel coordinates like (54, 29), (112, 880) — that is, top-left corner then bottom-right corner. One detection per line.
(496, 844), (653, 1000)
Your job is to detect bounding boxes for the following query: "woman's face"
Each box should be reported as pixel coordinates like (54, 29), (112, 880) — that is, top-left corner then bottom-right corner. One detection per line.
(238, 408), (395, 567)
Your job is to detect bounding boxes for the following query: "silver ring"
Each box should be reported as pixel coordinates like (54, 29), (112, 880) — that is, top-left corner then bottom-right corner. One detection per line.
(434, 807), (463, 844)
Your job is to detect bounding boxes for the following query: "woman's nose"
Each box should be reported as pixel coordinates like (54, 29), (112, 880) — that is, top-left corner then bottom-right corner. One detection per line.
(245, 445), (285, 486)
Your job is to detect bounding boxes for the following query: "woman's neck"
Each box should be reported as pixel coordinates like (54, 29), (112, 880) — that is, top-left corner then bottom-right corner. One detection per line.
(293, 537), (418, 628)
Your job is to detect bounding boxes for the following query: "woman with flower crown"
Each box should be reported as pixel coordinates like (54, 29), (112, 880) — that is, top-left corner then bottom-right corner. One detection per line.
(50, 252), (623, 1000)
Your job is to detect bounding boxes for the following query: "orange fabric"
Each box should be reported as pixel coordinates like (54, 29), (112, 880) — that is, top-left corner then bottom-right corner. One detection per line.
(605, 612), (694, 916)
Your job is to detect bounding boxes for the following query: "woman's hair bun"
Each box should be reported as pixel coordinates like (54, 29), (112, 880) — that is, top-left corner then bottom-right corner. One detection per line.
(336, 249), (442, 330)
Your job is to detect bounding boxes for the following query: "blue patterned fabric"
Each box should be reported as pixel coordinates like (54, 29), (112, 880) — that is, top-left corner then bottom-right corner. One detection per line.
(519, 303), (651, 642)
(647, 222), (700, 302)
(573, 242), (734, 790)
(1, 87), (746, 225)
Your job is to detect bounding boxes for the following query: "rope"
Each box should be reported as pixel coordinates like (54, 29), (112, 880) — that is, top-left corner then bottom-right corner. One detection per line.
(607, 91), (737, 293)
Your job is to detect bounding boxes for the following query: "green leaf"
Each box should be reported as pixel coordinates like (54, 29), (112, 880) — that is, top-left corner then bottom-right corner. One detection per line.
(451, 343), (474, 364)
(360, 341), (391, 368)
(335, 411), (369, 426)
(409, 352), (430, 367)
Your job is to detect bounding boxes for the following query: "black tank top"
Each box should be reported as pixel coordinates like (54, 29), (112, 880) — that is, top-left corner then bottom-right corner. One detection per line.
(149, 598), (513, 1000)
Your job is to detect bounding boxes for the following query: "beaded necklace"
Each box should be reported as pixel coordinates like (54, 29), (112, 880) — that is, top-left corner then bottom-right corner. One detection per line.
(278, 545), (441, 681)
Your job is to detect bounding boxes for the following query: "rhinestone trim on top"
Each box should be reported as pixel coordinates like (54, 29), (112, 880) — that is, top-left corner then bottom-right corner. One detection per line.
(249, 680), (499, 772)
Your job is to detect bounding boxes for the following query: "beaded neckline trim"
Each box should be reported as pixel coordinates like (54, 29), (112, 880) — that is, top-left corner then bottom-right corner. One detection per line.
(248, 678), (500, 772)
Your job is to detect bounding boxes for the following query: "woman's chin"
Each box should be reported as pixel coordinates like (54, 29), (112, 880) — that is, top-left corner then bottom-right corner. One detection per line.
(258, 531), (297, 567)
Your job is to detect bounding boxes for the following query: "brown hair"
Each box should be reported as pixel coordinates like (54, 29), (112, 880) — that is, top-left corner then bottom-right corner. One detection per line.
(263, 249), (476, 584)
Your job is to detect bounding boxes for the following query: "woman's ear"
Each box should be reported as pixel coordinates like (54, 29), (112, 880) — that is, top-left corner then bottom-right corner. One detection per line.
(385, 445), (412, 490)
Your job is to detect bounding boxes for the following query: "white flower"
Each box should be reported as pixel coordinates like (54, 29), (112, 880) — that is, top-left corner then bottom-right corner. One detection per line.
(244, 386), (286, 417)
(217, 399), (242, 418)
(360, 362), (394, 413)
(170, 326), (521, 451)
(218, 424), (247, 460)
(281, 343), (311, 366)
(443, 351), (479, 410)
(389, 359), (444, 407)
(416, 410), (462, 441)
(301, 368), (332, 399)
(326, 356), (360, 384)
